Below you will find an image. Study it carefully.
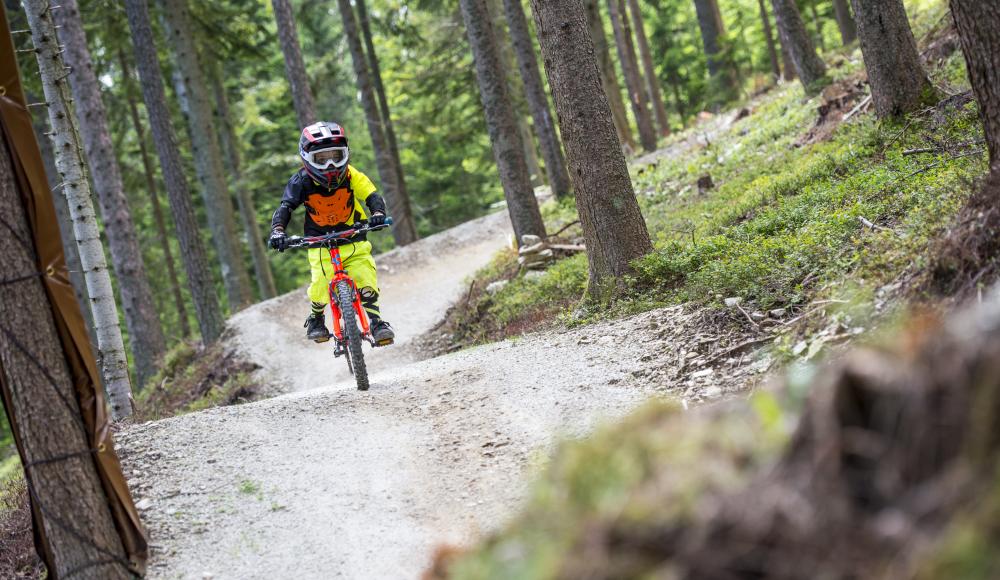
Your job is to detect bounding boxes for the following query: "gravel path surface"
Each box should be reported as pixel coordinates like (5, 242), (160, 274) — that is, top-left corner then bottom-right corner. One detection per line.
(118, 180), (765, 579)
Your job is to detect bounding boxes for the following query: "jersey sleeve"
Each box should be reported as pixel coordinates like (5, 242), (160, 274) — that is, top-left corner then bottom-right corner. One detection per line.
(349, 166), (377, 202)
(271, 172), (304, 230)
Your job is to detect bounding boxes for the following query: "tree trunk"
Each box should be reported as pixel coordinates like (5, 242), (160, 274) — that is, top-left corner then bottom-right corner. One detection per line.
(459, 0), (547, 242)
(31, 101), (96, 340)
(208, 62), (277, 300)
(124, 0), (225, 344)
(949, 0), (1000, 172)
(119, 50), (192, 339)
(758, 0), (782, 79)
(519, 117), (545, 186)
(356, 0), (419, 244)
(780, 33), (797, 80)
(627, 0), (671, 136)
(833, 0), (857, 45)
(159, 0), (253, 312)
(334, 0), (408, 244)
(693, 0), (739, 101)
(0, 111), (130, 580)
(501, 0), (573, 198)
(271, 0), (317, 128)
(850, 0), (936, 118)
(607, 0), (657, 151)
(54, 0), (166, 389)
(583, 0), (636, 152)
(808, 0), (826, 52)
(529, 0), (652, 298)
(23, 0), (135, 420)
(771, 0), (827, 93)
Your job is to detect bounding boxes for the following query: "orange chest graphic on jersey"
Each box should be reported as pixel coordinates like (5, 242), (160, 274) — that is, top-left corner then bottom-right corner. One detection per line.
(306, 188), (354, 227)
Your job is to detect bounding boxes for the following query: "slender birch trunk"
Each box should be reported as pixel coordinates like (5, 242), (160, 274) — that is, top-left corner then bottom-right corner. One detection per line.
(22, 0), (134, 419)
(459, 0), (547, 242)
(159, 0), (253, 312)
(55, 0), (166, 389)
(119, 49), (192, 338)
(627, 0), (671, 136)
(209, 62), (277, 300)
(356, 0), (420, 245)
(124, 0), (225, 344)
(271, 0), (317, 127)
(583, 0), (636, 152)
(607, 0), (657, 151)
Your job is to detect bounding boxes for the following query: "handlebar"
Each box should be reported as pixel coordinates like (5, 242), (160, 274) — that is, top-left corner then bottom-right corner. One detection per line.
(283, 217), (393, 250)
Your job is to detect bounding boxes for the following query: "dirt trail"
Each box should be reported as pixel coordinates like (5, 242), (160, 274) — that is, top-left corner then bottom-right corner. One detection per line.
(118, 139), (762, 579)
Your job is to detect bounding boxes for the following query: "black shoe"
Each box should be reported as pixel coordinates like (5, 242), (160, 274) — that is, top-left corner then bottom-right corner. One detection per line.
(304, 313), (331, 343)
(371, 320), (395, 346)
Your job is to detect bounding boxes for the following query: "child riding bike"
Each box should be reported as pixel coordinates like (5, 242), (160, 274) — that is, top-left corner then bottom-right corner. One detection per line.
(267, 121), (395, 345)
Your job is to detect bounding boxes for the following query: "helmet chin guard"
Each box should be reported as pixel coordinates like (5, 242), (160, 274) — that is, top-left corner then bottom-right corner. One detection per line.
(299, 122), (349, 186)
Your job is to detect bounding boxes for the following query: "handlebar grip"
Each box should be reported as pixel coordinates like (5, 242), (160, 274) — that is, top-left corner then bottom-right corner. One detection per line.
(385, 216), (394, 226)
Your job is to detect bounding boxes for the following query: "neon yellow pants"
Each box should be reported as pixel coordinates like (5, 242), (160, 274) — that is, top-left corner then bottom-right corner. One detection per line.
(306, 241), (379, 304)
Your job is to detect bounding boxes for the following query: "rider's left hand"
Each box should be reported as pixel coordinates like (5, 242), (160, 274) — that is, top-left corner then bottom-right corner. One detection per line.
(369, 212), (388, 227)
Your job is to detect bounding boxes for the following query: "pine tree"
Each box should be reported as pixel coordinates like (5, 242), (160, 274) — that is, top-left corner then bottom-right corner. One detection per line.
(124, 0), (225, 344)
(758, 0), (782, 79)
(583, 0), (636, 151)
(833, 0), (857, 45)
(607, 0), (657, 151)
(850, 0), (936, 118)
(459, 0), (547, 242)
(627, 0), (671, 136)
(530, 0), (652, 298)
(159, 0), (254, 311)
(949, 0), (1000, 172)
(54, 0), (166, 389)
(501, 0), (573, 198)
(271, 0), (317, 127)
(23, 0), (135, 419)
(771, 0), (827, 93)
(693, 0), (739, 101)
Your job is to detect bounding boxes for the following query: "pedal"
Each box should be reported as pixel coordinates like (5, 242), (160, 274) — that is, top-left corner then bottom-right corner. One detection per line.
(312, 334), (331, 344)
(375, 338), (394, 347)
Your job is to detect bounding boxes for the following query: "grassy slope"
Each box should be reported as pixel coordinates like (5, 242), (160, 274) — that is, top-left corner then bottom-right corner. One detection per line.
(446, 0), (982, 350)
(443, 1), (997, 577)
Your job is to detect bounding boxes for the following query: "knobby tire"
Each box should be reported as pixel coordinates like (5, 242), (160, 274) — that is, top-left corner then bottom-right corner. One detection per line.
(337, 281), (369, 391)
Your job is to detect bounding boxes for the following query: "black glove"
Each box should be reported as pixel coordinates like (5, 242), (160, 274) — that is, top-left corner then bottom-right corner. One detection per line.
(369, 213), (388, 227)
(268, 228), (288, 252)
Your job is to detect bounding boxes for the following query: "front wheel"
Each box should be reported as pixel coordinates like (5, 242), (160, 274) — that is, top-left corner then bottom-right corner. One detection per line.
(336, 281), (369, 391)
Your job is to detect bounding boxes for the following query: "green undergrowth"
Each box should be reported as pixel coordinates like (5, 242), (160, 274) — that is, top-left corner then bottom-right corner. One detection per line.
(135, 338), (262, 420)
(440, 6), (984, 350)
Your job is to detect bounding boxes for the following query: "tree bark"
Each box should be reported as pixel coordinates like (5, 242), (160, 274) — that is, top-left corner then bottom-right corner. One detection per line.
(54, 0), (166, 389)
(693, 0), (739, 100)
(335, 0), (409, 245)
(208, 62), (277, 300)
(833, 0), (857, 45)
(627, 0), (671, 136)
(530, 0), (652, 298)
(159, 0), (253, 312)
(501, 0), (573, 198)
(949, 0), (1000, 172)
(583, 0), (636, 152)
(271, 0), (317, 128)
(23, 0), (135, 420)
(851, 0), (936, 118)
(124, 0), (225, 344)
(758, 0), (782, 79)
(119, 50), (191, 339)
(459, 0), (547, 242)
(0, 115), (130, 580)
(355, 0), (419, 244)
(808, 0), (826, 52)
(780, 33), (797, 80)
(607, 0), (657, 151)
(771, 0), (827, 93)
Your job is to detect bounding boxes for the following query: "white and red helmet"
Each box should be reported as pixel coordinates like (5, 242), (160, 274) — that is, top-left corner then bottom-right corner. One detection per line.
(299, 121), (350, 186)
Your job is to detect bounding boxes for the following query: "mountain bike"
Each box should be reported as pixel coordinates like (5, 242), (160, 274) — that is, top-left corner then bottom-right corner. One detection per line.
(285, 218), (393, 391)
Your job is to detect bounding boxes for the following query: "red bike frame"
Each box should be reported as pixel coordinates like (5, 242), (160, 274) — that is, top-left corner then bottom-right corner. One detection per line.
(326, 243), (371, 342)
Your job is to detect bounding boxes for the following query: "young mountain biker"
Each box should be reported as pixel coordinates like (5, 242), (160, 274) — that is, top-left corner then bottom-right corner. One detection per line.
(267, 121), (395, 345)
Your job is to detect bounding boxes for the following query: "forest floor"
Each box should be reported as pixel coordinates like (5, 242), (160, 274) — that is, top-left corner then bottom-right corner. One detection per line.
(116, 130), (771, 579)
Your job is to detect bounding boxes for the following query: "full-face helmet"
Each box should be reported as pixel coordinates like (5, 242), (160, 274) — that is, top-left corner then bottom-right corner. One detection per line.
(299, 121), (349, 187)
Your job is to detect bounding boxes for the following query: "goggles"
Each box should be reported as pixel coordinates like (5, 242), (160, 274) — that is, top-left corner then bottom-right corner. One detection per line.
(303, 146), (349, 170)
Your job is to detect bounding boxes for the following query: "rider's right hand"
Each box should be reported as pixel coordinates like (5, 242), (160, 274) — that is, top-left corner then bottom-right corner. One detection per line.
(268, 227), (288, 252)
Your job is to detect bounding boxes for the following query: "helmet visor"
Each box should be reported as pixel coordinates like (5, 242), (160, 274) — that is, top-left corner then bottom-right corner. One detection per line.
(305, 146), (349, 170)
